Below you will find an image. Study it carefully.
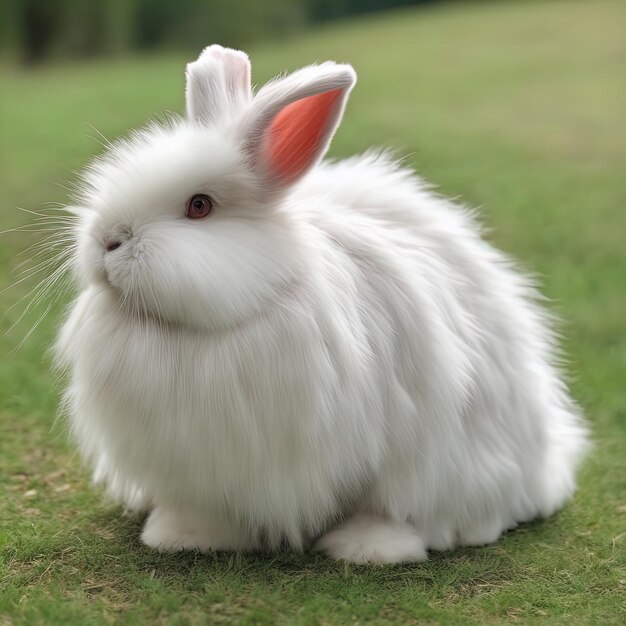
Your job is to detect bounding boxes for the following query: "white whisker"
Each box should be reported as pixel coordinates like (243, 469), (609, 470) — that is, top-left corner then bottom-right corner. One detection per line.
(3, 203), (78, 348)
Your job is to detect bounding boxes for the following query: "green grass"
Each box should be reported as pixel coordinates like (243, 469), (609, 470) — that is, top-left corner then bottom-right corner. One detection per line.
(1, 0), (625, 624)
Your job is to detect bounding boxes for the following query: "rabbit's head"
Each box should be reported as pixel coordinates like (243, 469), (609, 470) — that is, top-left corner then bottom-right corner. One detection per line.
(72, 45), (356, 332)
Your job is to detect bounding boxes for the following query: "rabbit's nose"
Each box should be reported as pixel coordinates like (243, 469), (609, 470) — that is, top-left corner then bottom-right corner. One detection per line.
(105, 239), (123, 252)
(104, 227), (134, 253)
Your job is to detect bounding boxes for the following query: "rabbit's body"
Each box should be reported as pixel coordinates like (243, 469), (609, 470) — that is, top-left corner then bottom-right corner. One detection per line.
(56, 46), (586, 563)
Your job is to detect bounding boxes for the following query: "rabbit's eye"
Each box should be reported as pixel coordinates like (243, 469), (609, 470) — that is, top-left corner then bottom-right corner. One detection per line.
(186, 194), (213, 219)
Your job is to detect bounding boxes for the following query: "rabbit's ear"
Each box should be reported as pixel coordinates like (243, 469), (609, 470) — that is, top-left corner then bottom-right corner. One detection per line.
(185, 45), (252, 124)
(244, 62), (356, 190)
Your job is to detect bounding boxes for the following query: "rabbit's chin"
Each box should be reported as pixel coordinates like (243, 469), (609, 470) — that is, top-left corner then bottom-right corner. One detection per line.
(104, 287), (187, 331)
(94, 284), (242, 336)
(95, 267), (299, 338)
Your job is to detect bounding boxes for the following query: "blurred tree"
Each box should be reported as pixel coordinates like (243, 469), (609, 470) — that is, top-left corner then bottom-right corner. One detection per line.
(54, 0), (137, 57)
(3, 0), (440, 64)
(56, 0), (106, 58)
(2, 0), (138, 62)
(309, 0), (436, 21)
(13, 0), (60, 63)
(134, 0), (181, 49)
(105, 0), (137, 54)
(1, 0), (20, 56)
(134, 0), (305, 50)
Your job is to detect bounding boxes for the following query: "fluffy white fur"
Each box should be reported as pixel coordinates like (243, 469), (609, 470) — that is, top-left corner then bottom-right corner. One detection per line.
(55, 45), (588, 564)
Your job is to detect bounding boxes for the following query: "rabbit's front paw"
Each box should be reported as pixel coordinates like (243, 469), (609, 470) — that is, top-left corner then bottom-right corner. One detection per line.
(314, 513), (427, 564)
(141, 506), (251, 553)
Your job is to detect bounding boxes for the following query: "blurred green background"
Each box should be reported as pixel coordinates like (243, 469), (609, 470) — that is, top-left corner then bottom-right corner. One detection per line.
(2, 0), (435, 63)
(1, 1), (625, 625)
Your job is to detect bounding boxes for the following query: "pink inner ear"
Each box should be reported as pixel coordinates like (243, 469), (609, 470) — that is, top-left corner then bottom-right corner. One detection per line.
(266, 88), (343, 185)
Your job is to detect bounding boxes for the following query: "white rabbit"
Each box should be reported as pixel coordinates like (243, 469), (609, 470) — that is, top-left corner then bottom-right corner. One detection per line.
(55, 45), (587, 564)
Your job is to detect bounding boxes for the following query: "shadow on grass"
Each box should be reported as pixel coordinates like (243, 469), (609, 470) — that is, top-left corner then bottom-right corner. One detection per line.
(81, 504), (540, 586)
(2, 498), (575, 624)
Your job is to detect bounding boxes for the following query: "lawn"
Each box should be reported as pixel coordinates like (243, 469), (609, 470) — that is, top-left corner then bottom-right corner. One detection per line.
(1, 0), (624, 624)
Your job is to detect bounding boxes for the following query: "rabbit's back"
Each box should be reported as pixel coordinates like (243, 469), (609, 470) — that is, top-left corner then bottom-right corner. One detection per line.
(296, 153), (587, 546)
